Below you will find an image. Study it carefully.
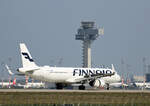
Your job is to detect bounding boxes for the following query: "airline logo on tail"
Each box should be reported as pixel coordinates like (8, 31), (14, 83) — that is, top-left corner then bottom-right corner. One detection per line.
(22, 52), (34, 62)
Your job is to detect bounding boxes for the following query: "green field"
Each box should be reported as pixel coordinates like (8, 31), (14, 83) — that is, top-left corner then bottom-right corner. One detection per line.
(0, 90), (150, 106)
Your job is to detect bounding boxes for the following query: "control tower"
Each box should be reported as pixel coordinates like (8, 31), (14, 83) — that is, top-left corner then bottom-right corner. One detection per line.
(76, 21), (103, 68)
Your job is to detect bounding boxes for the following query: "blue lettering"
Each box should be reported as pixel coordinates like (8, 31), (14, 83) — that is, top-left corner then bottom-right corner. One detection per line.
(73, 68), (112, 76)
(73, 69), (78, 76)
(96, 70), (102, 74)
(82, 69), (88, 76)
(89, 70), (95, 75)
(106, 70), (112, 74)
(79, 69), (82, 76)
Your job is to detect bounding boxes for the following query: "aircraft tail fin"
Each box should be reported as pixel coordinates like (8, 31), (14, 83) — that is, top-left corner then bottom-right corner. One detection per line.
(20, 43), (37, 68)
(13, 77), (16, 85)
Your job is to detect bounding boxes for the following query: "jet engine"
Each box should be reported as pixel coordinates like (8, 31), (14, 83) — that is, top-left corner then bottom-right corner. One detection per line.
(89, 79), (105, 87)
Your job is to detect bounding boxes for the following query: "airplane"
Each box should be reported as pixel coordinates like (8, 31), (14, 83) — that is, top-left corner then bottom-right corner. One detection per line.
(109, 77), (128, 88)
(15, 81), (45, 89)
(0, 78), (16, 88)
(6, 43), (121, 90)
(5, 65), (45, 89)
(109, 82), (128, 88)
(23, 82), (45, 89)
(133, 82), (150, 89)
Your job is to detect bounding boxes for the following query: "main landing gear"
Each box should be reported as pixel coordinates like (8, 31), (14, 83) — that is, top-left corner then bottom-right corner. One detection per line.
(106, 83), (110, 90)
(56, 83), (86, 90)
(79, 85), (85, 90)
(56, 83), (63, 89)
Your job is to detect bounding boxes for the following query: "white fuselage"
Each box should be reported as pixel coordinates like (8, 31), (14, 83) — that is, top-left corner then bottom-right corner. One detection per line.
(16, 43), (121, 88)
(135, 82), (150, 89)
(19, 66), (120, 85)
(0, 82), (12, 86)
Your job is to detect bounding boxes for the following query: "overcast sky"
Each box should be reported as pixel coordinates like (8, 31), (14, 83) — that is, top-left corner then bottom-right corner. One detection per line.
(0, 0), (150, 78)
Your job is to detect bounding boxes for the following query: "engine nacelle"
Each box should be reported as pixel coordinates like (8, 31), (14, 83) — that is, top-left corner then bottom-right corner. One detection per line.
(89, 79), (105, 87)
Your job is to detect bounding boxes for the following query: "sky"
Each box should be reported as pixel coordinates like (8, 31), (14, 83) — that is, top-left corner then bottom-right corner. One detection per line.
(0, 0), (150, 79)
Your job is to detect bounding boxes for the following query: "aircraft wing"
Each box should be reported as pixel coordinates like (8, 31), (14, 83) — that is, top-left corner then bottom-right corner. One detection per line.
(84, 72), (115, 78)
(67, 72), (115, 83)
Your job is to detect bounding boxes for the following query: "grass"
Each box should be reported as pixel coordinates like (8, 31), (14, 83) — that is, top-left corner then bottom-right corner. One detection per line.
(0, 91), (150, 105)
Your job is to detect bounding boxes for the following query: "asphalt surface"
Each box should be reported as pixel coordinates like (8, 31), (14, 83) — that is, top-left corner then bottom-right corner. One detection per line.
(0, 89), (150, 93)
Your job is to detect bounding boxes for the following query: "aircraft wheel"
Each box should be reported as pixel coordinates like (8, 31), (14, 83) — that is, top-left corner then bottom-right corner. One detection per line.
(79, 85), (85, 90)
(56, 83), (63, 89)
(106, 84), (110, 90)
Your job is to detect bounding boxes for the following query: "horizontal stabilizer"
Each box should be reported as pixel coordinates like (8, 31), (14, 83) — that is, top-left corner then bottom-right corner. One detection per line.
(5, 64), (14, 75)
(5, 64), (25, 76)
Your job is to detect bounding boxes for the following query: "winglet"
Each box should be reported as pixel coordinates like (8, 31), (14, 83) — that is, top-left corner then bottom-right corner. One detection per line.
(5, 64), (14, 75)
(111, 64), (115, 72)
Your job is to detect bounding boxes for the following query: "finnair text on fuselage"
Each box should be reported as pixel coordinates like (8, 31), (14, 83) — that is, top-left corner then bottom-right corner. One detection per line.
(73, 68), (112, 76)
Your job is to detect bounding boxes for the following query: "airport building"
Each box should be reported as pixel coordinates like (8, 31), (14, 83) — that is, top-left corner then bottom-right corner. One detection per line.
(132, 75), (145, 82)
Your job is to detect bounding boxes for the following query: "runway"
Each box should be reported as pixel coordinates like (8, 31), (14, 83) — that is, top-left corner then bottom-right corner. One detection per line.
(0, 89), (150, 93)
